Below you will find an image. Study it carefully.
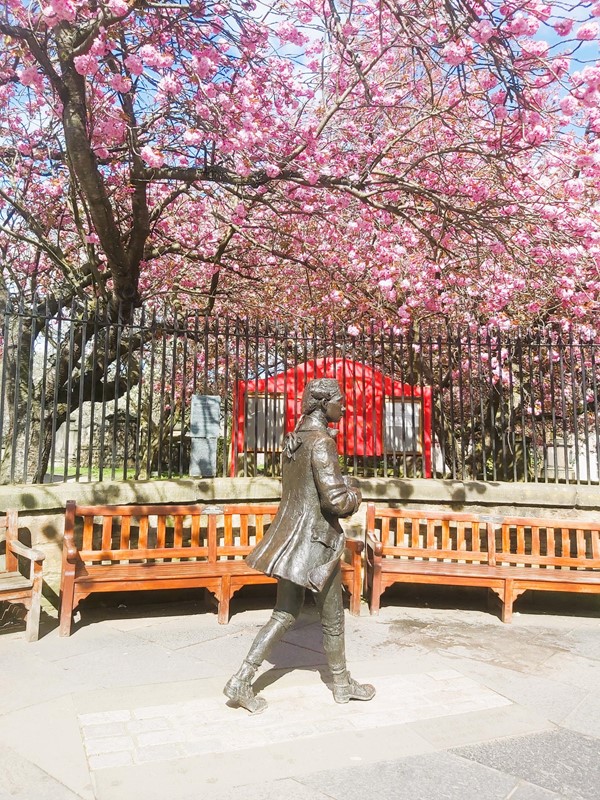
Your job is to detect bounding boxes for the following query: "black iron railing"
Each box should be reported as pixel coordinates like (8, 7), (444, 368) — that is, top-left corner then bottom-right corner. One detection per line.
(1, 299), (599, 484)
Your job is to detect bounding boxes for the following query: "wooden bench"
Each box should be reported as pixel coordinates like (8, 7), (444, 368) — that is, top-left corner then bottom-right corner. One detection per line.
(493, 515), (600, 622)
(364, 505), (499, 616)
(364, 505), (600, 622)
(1, 509), (45, 641)
(59, 501), (364, 636)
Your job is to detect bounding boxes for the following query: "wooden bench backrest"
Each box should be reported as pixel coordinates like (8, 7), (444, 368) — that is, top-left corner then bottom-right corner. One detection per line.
(366, 504), (492, 564)
(219, 504), (279, 559)
(495, 516), (600, 569)
(66, 501), (280, 565)
(0, 509), (19, 572)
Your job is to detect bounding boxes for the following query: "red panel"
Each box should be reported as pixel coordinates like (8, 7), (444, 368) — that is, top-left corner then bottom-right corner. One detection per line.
(230, 358), (433, 477)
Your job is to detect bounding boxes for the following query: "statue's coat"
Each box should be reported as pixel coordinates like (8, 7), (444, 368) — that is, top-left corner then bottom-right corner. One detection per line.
(246, 414), (360, 591)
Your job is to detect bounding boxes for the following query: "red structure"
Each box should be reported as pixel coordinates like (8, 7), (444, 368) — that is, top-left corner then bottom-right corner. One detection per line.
(231, 357), (432, 476)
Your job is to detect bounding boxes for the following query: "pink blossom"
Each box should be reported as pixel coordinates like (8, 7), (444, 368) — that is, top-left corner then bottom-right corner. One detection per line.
(574, 22), (599, 41)
(158, 76), (180, 95)
(524, 123), (551, 144)
(265, 163), (280, 178)
(106, 0), (129, 15)
(520, 39), (548, 58)
(139, 45), (173, 68)
(233, 203), (247, 220)
(183, 129), (203, 145)
(560, 95), (578, 116)
(41, 0), (77, 26)
(580, 66), (600, 90)
(553, 57), (570, 76)
(140, 146), (165, 168)
(441, 42), (471, 66)
(109, 74), (131, 93)
(593, 2), (600, 17)
(124, 55), (144, 76)
(90, 38), (108, 57)
(74, 55), (99, 76)
(277, 22), (308, 46)
(347, 325), (360, 337)
(470, 20), (495, 44)
(192, 56), (214, 80)
(41, 180), (63, 199)
(553, 19), (574, 37)
(303, 169), (320, 185)
(565, 178), (585, 198)
(18, 66), (41, 87)
(506, 13), (539, 37)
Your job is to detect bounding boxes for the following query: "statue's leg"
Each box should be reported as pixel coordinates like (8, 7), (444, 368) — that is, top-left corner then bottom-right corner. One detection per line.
(223, 579), (304, 714)
(317, 566), (375, 704)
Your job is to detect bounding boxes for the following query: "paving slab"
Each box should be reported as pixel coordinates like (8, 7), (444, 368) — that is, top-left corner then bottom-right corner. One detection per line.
(453, 729), (600, 800)
(0, 695), (93, 799)
(1, 591), (599, 800)
(298, 751), (521, 800)
(435, 657), (591, 726)
(0, 744), (86, 800)
(91, 723), (435, 800)
(409, 703), (554, 750)
(560, 691), (600, 738)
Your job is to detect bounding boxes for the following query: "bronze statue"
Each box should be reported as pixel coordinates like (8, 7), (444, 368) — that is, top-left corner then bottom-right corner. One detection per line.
(224, 377), (375, 714)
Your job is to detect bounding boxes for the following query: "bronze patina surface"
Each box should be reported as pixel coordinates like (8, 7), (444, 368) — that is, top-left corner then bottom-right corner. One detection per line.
(224, 378), (375, 714)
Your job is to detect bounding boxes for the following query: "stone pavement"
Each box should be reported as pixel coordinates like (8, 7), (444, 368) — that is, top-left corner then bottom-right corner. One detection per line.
(1, 587), (599, 800)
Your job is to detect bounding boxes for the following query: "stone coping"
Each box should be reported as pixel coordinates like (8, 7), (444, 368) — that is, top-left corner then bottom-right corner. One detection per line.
(0, 476), (598, 513)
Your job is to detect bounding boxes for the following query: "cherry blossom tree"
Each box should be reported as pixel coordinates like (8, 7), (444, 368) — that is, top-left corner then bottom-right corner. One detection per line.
(0, 0), (599, 325)
(1, 0), (600, 481)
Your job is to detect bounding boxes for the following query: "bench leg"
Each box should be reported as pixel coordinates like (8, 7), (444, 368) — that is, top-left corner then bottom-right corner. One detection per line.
(218, 576), (231, 624)
(368, 561), (382, 615)
(25, 563), (43, 642)
(348, 560), (362, 617)
(502, 580), (514, 623)
(349, 587), (360, 616)
(58, 579), (75, 637)
(502, 583), (527, 623)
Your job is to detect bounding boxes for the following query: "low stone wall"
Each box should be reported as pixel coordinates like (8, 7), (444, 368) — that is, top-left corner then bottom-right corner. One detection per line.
(2, 477), (600, 611)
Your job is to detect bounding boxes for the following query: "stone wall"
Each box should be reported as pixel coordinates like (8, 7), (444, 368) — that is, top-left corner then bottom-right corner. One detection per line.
(2, 477), (600, 612)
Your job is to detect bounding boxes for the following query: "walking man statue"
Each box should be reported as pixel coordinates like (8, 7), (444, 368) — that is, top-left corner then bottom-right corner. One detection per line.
(224, 377), (375, 713)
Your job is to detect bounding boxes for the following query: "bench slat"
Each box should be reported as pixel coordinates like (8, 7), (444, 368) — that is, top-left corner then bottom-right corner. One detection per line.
(83, 516), (94, 551)
(139, 515), (149, 549)
(102, 516), (113, 551)
(121, 516), (131, 550)
(495, 553), (600, 569)
(380, 547), (489, 562)
(0, 572), (32, 590)
(157, 516), (166, 548)
(79, 546), (209, 561)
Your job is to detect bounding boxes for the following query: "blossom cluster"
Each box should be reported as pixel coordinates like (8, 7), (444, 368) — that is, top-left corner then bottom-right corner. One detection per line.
(1, 0), (600, 336)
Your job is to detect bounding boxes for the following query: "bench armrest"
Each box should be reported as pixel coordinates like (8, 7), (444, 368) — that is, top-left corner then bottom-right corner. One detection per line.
(366, 531), (383, 557)
(344, 537), (365, 554)
(62, 531), (79, 563)
(9, 539), (45, 562)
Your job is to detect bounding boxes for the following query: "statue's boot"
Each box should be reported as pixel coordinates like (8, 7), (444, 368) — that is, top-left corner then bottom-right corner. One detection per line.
(332, 670), (376, 703)
(223, 660), (267, 714)
(223, 611), (294, 714)
(323, 630), (375, 704)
